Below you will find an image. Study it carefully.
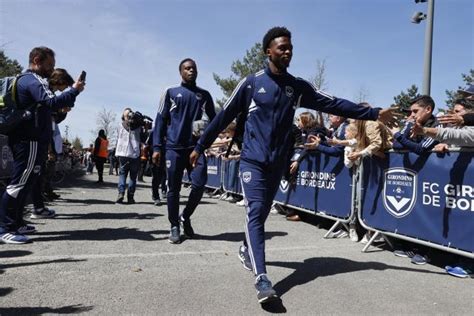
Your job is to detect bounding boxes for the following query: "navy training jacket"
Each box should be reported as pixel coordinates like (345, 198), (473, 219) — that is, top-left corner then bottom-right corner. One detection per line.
(153, 82), (216, 151)
(12, 70), (79, 144)
(195, 67), (380, 165)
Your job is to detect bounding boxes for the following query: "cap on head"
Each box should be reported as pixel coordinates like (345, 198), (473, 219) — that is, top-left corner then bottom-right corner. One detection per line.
(262, 26), (292, 52)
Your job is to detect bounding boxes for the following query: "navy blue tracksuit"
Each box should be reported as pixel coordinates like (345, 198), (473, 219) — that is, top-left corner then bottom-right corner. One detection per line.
(0, 71), (78, 230)
(153, 82), (215, 227)
(195, 67), (380, 276)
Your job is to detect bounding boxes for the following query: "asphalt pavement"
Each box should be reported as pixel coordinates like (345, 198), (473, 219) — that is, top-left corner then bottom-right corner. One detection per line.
(1, 171), (473, 315)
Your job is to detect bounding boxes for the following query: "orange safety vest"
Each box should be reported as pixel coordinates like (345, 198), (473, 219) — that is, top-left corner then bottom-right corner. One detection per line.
(97, 138), (109, 158)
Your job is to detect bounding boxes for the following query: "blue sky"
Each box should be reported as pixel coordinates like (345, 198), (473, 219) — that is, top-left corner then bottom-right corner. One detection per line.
(1, 0), (472, 144)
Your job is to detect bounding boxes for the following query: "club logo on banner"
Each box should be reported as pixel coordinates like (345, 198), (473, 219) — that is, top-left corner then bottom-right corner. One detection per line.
(279, 179), (289, 193)
(383, 168), (417, 218)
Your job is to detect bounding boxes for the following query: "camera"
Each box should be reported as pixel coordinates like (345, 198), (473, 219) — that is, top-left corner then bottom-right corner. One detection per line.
(127, 110), (153, 130)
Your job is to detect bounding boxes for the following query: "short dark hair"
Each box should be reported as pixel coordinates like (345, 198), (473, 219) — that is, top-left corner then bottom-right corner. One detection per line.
(454, 98), (474, 110)
(262, 26), (291, 52)
(49, 68), (74, 87)
(29, 46), (55, 64)
(411, 95), (435, 111)
(179, 58), (195, 72)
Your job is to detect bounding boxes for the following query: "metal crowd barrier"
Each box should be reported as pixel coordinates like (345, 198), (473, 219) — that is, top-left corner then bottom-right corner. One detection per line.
(271, 152), (356, 238)
(357, 149), (474, 258)
(203, 149), (473, 259)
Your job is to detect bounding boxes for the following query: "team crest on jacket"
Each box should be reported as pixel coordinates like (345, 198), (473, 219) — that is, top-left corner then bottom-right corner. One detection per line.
(279, 179), (289, 193)
(285, 86), (294, 98)
(195, 93), (203, 100)
(242, 171), (252, 183)
(2, 145), (12, 169)
(383, 168), (417, 218)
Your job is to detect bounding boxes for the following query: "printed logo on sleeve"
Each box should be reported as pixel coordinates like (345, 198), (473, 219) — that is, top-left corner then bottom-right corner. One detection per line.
(242, 171), (252, 183)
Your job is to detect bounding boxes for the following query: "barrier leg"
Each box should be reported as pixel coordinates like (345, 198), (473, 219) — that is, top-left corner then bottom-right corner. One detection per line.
(382, 234), (394, 250)
(207, 188), (221, 198)
(324, 220), (342, 239)
(361, 231), (387, 253)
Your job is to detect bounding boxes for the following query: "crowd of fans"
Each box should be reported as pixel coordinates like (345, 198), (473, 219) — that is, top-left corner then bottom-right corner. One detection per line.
(200, 84), (474, 278)
(0, 46), (472, 280)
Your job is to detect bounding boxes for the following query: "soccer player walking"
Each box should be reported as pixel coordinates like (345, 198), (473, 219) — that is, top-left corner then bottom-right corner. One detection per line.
(190, 27), (398, 303)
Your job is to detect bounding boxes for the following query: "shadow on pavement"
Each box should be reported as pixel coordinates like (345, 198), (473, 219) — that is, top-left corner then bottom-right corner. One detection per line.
(0, 250), (32, 258)
(31, 228), (168, 242)
(195, 231), (288, 242)
(0, 287), (14, 297)
(59, 198), (117, 205)
(268, 257), (446, 298)
(55, 212), (162, 220)
(0, 304), (93, 314)
(261, 298), (287, 313)
(0, 258), (86, 276)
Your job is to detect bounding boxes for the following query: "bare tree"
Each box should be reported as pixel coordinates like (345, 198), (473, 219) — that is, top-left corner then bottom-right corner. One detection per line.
(354, 86), (370, 104)
(309, 59), (329, 127)
(92, 107), (118, 145)
(310, 59), (329, 91)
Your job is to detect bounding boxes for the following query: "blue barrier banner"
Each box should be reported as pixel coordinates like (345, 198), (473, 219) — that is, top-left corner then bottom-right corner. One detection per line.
(206, 155), (221, 189)
(273, 153), (353, 219)
(222, 159), (242, 195)
(360, 151), (474, 253)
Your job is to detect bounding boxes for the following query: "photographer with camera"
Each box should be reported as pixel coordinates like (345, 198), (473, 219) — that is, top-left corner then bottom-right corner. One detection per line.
(115, 107), (150, 204)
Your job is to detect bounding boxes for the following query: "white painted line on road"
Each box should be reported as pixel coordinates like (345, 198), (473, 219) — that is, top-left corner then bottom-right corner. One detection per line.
(1, 244), (337, 263)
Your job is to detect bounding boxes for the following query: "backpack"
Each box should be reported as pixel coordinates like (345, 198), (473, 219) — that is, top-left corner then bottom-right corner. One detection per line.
(0, 74), (33, 135)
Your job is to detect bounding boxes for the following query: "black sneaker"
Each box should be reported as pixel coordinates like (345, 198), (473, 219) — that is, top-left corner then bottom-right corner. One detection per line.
(127, 195), (135, 204)
(238, 245), (253, 271)
(179, 215), (195, 238)
(168, 226), (181, 244)
(17, 224), (36, 234)
(116, 193), (125, 204)
(255, 274), (278, 304)
(153, 197), (161, 206)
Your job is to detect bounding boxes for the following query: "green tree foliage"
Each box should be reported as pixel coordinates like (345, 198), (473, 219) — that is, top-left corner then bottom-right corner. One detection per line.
(393, 84), (420, 112)
(213, 43), (267, 107)
(445, 69), (474, 109)
(72, 136), (83, 150)
(0, 50), (23, 77)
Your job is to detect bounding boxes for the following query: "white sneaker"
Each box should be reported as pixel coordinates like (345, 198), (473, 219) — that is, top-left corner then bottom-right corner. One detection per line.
(225, 195), (236, 201)
(236, 199), (245, 206)
(270, 205), (279, 214)
(30, 207), (56, 219)
(349, 228), (358, 242)
(360, 233), (370, 244)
